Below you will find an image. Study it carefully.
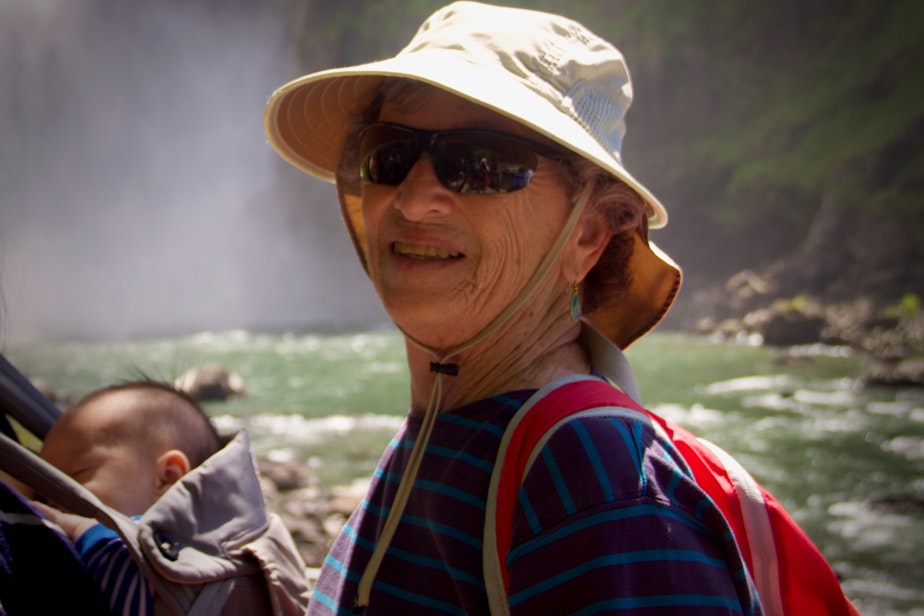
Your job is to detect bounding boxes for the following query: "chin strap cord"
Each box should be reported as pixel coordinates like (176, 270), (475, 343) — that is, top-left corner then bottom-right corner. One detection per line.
(354, 184), (593, 610)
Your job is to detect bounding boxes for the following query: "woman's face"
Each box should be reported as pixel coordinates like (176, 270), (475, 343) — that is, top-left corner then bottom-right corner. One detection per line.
(360, 88), (573, 349)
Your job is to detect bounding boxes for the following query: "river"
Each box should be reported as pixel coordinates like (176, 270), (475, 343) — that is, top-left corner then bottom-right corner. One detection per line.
(6, 329), (922, 615)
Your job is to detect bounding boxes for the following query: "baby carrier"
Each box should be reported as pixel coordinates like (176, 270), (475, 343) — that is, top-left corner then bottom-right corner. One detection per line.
(0, 353), (311, 615)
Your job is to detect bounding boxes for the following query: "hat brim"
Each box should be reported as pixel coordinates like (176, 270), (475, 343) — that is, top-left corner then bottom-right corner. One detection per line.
(588, 233), (681, 348)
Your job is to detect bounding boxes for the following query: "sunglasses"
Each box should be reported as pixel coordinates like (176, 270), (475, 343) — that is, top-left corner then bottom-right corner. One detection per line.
(358, 123), (563, 195)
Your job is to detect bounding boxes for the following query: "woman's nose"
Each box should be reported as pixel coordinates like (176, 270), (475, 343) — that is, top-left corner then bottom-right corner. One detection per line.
(393, 156), (454, 221)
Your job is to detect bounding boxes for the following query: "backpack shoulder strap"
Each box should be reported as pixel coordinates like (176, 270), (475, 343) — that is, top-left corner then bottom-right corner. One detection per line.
(696, 437), (783, 615)
(484, 374), (645, 616)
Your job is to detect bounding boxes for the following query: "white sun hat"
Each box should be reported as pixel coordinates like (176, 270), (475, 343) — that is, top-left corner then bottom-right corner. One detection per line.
(264, 0), (681, 349)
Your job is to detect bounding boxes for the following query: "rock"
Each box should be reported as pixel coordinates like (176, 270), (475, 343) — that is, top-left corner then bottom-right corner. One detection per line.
(323, 512), (348, 538)
(29, 378), (61, 404)
(257, 457), (316, 492)
(280, 514), (335, 567)
(254, 457), (359, 568)
(760, 312), (828, 346)
(725, 269), (772, 303)
(329, 478), (370, 516)
(864, 358), (924, 388)
(869, 494), (924, 516)
(175, 364), (245, 401)
(738, 298), (828, 346)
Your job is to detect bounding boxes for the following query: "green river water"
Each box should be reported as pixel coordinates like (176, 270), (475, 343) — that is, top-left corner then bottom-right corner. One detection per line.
(6, 329), (923, 615)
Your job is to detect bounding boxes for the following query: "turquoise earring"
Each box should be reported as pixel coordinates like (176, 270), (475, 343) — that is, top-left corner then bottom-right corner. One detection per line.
(570, 281), (582, 321)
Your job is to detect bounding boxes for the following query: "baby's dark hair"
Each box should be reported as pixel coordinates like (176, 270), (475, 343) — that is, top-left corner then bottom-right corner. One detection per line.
(69, 379), (222, 468)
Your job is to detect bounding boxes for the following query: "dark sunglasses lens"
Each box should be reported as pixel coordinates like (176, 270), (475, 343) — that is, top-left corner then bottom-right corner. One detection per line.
(435, 135), (539, 194)
(359, 125), (543, 194)
(360, 127), (417, 186)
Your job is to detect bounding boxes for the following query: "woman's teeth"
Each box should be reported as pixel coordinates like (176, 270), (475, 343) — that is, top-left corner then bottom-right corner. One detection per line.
(393, 242), (461, 260)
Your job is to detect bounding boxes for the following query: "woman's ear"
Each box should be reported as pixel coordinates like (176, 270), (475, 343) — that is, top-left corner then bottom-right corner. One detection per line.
(567, 207), (613, 281)
(154, 449), (190, 495)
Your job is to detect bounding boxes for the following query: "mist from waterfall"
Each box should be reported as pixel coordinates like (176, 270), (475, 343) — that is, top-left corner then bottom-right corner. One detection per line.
(0, 0), (384, 344)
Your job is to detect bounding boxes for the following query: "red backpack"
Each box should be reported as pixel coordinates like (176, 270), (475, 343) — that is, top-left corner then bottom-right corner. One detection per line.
(484, 375), (860, 616)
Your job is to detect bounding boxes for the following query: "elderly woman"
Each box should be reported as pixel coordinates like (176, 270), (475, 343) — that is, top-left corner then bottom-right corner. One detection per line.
(265, 3), (854, 615)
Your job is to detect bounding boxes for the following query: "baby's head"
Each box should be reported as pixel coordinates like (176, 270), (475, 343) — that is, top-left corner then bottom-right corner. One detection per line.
(41, 380), (222, 516)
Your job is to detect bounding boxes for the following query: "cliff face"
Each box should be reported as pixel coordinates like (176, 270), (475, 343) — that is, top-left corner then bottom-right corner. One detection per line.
(771, 122), (924, 304)
(620, 1), (924, 318)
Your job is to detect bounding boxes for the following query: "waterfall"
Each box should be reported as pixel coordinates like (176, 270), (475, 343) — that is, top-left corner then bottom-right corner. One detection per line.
(0, 0), (383, 343)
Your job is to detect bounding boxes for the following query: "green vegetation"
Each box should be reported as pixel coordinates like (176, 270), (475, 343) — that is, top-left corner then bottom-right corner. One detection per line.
(887, 293), (921, 319)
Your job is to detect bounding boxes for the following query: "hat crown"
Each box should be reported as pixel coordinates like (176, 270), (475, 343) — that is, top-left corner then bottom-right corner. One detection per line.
(399, 1), (633, 160)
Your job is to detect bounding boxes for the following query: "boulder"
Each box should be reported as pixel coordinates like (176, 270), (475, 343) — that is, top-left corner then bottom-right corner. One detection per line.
(760, 311), (828, 346)
(175, 364), (245, 401)
(864, 358), (924, 388)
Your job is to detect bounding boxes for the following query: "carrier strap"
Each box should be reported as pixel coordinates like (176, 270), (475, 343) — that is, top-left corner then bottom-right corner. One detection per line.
(0, 353), (60, 439)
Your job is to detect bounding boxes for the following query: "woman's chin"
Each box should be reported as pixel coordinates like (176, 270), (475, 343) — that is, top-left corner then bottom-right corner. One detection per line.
(387, 310), (477, 351)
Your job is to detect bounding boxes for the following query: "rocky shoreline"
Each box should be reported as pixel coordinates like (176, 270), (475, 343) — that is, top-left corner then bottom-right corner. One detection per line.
(674, 273), (924, 387)
(255, 453), (365, 571)
(255, 454), (367, 586)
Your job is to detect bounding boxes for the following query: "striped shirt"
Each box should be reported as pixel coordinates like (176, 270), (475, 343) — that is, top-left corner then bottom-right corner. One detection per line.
(309, 390), (761, 615)
(76, 522), (152, 616)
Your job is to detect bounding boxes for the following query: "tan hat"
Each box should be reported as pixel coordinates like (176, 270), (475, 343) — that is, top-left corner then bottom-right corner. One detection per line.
(264, 1), (680, 348)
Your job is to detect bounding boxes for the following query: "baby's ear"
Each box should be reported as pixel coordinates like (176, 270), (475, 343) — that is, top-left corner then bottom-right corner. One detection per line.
(155, 449), (190, 494)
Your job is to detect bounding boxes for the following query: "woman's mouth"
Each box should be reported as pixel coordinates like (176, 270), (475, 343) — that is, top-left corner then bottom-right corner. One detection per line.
(392, 242), (462, 261)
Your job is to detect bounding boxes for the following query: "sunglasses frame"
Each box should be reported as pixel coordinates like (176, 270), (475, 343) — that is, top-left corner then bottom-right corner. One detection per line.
(358, 122), (564, 195)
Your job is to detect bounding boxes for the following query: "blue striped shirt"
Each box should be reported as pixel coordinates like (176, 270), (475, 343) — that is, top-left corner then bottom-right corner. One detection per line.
(309, 390), (761, 615)
(76, 522), (152, 616)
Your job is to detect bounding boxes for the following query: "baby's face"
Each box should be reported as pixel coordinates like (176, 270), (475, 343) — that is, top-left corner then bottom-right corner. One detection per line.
(41, 392), (161, 516)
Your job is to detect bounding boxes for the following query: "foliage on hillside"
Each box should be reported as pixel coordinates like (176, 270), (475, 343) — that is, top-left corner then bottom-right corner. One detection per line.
(621, 1), (923, 218)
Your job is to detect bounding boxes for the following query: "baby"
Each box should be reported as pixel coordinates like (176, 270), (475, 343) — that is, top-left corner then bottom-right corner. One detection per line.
(38, 380), (222, 615)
